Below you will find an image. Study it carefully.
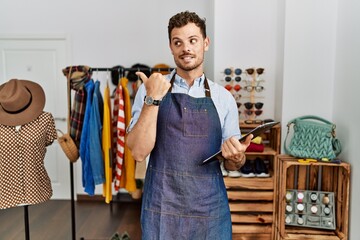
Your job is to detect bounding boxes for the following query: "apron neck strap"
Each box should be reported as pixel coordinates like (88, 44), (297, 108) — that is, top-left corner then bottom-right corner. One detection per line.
(168, 73), (211, 97)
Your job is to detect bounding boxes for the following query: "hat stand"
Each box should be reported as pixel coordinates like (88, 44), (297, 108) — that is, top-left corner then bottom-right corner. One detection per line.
(24, 205), (30, 240)
(65, 65), (174, 240)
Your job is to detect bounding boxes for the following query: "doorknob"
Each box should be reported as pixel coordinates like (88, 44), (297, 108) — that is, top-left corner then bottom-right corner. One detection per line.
(54, 117), (67, 122)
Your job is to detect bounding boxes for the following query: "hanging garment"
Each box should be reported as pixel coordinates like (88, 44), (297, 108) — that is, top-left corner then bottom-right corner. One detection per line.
(79, 79), (95, 195)
(102, 83), (113, 203)
(88, 80), (105, 185)
(141, 75), (232, 239)
(119, 77), (136, 192)
(0, 112), (57, 209)
(69, 88), (86, 146)
(62, 65), (91, 90)
(112, 83), (125, 191)
(62, 66), (91, 146)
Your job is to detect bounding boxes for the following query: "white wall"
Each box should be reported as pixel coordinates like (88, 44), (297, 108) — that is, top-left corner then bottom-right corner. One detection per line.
(281, 0), (337, 123)
(0, 0), (211, 68)
(281, 0), (360, 238)
(333, 0), (360, 238)
(214, 0), (281, 121)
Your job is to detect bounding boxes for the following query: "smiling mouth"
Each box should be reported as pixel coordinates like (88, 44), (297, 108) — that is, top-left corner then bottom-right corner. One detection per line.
(181, 55), (194, 61)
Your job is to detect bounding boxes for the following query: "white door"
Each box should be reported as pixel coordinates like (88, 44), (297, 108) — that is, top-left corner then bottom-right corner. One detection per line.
(0, 36), (72, 199)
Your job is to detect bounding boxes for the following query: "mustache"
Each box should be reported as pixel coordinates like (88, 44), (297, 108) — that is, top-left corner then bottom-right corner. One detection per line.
(180, 52), (194, 57)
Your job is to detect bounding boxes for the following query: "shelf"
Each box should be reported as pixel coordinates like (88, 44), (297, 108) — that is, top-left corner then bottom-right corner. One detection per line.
(246, 147), (277, 156)
(233, 233), (271, 240)
(227, 190), (274, 201)
(227, 122), (281, 240)
(233, 224), (273, 234)
(229, 202), (273, 213)
(224, 174), (274, 190)
(231, 213), (273, 224)
(239, 122), (281, 129)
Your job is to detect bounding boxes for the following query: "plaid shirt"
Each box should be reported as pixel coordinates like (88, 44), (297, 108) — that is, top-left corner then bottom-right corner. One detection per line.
(62, 65), (92, 146)
(70, 88), (87, 146)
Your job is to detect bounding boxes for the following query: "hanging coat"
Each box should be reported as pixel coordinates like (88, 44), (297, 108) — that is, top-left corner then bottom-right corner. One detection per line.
(102, 83), (113, 203)
(119, 77), (136, 192)
(113, 83), (125, 191)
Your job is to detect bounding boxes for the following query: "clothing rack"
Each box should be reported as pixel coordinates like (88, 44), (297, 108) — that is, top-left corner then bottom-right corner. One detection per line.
(66, 65), (174, 240)
(90, 66), (174, 73)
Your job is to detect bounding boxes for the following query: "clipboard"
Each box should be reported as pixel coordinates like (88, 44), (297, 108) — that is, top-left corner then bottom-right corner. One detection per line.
(200, 121), (279, 165)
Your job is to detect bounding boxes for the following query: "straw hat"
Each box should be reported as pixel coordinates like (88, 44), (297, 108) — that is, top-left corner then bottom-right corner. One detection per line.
(152, 63), (171, 75)
(0, 79), (45, 126)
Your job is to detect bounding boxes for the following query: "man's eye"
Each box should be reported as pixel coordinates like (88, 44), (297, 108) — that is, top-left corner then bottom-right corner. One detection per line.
(190, 39), (197, 44)
(174, 41), (181, 46)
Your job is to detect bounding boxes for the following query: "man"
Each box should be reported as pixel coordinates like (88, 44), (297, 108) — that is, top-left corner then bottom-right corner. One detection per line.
(126, 11), (252, 239)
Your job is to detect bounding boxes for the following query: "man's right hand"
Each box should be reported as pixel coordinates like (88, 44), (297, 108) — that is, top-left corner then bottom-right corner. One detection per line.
(136, 72), (171, 100)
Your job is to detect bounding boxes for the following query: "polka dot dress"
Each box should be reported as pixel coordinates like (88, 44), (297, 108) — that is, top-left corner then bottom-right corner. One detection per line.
(0, 112), (57, 209)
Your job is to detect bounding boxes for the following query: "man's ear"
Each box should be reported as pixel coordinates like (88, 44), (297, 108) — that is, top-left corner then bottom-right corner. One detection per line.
(204, 37), (210, 52)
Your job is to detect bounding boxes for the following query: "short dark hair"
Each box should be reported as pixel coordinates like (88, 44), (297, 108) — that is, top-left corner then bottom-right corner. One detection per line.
(168, 11), (207, 42)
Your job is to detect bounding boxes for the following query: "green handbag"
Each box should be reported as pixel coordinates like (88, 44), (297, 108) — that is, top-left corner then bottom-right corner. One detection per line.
(284, 115), (342, 159)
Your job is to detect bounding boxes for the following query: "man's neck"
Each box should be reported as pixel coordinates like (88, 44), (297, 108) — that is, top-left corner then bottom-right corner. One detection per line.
(176, 68), (204, 87)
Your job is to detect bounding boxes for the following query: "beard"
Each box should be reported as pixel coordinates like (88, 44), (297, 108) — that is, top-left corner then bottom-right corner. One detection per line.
(174, 53), (204, 72)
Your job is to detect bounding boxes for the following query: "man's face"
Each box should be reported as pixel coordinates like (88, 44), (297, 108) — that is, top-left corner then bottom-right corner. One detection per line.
(169, 23), (209, 72)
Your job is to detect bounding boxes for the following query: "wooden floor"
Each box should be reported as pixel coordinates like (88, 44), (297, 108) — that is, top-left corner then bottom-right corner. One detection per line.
(0, 199), (142, 240)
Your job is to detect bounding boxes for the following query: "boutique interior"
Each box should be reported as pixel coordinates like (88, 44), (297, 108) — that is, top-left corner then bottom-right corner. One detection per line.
(0, 0), (359, 240)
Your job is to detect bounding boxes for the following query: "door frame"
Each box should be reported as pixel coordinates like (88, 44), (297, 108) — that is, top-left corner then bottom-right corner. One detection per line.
(0, 34), (76, 199)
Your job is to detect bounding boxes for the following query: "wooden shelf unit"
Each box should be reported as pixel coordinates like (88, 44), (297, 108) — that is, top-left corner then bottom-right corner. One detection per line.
(225, 123), (281, 240)
(275, 155), (350, 240)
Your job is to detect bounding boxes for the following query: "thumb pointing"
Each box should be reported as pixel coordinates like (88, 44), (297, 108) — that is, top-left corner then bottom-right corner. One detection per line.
(136, 72), (148, 83)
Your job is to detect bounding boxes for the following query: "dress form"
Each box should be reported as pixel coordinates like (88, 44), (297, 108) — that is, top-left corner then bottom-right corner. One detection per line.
(15, 125), (30, 240)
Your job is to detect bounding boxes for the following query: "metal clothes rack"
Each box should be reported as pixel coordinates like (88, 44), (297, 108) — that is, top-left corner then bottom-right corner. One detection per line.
(66, 65), (173, 240)
(90, 66), (174, 73)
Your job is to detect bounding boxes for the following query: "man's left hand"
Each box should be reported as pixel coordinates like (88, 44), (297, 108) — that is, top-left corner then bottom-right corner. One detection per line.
(221, 134), (253, 170)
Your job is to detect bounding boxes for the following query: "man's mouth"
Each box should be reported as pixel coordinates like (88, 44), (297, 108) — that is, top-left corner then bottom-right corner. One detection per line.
(180, 55), (194, 61)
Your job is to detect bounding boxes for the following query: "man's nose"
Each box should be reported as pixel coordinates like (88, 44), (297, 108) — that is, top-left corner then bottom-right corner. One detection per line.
(182, 42), (191, 52)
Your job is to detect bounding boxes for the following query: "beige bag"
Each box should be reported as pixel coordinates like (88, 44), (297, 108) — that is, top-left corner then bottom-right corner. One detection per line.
(57, 66), (79, 163)
(57, 129), (79, 163)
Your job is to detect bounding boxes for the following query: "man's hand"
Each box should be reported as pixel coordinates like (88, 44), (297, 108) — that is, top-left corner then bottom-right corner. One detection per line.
(136, 72), (171, 100)
(221, 134), (253, 170)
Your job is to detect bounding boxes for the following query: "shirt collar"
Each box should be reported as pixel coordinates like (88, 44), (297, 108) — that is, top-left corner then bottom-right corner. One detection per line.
(170, 69), (205, 88)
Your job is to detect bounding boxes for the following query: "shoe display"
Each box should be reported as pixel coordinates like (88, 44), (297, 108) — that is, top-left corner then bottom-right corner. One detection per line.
(240, 160), (255, 178)
(109, 232), (121, 240)
(221, 121), (281, 236)
(121, 232), (131, 240)
(220, 161), (228, 177)
(254, 157), (270, 177)
(228, 170), (242, 178)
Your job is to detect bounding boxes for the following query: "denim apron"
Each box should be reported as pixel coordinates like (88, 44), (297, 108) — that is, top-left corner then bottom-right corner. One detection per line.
(141, 74), (232, 240)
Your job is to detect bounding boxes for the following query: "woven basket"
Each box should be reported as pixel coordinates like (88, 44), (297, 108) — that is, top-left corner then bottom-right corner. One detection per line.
(57, 129), (79, 163)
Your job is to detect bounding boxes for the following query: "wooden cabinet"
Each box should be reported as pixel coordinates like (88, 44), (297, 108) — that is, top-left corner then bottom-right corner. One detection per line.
(275, 155), (350, 240)
(224, 123), (281, 240)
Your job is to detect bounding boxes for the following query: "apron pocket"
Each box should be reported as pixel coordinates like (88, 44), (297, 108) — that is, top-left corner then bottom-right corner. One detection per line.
(183, 107), (209, 137)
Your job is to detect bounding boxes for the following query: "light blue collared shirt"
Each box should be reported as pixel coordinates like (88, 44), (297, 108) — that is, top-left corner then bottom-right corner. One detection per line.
(128, 70), (241, 141)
